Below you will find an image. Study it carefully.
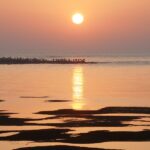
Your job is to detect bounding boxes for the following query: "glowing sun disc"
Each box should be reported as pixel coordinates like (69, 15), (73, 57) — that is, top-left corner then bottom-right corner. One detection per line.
(72, 13), (84, 25)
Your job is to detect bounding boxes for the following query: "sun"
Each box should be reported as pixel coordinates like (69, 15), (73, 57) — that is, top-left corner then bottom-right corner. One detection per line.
(72, 13), (84, 25)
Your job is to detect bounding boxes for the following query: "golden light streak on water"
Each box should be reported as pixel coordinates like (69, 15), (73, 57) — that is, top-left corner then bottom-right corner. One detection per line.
(72, 66), (85, 110)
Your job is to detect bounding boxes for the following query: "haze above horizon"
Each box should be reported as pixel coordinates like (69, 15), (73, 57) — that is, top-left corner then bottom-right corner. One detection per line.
(0, 0), (150, 57)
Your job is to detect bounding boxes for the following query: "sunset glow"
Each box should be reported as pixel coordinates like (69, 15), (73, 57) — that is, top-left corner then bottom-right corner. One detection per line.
(0, 1), (149, 56)
(72, 13), (84, 25)
(0, 1), (150, 150)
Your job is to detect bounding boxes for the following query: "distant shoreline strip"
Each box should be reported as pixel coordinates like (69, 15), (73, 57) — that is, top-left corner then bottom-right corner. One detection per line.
(0, 57), (150, 65)
(0, 57), (96, 64)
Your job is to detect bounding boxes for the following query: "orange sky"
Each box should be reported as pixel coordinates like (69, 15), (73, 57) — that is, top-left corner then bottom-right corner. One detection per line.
(0, 0), (150, 56)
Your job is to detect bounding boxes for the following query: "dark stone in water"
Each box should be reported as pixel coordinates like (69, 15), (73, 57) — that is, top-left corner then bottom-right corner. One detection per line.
(0, 128), (71, 142)
(64, 130), (150, 144)
(0, 110), (34, 126)
(0, 100), (5, 102)
(0, 128), (150, 144)
(20, 96), (49, 99)
(45, 100), (71, 103)
(36, 107), (150, 115)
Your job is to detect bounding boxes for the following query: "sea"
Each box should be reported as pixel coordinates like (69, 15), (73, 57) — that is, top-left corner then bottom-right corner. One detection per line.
(0, 56), (150, 150)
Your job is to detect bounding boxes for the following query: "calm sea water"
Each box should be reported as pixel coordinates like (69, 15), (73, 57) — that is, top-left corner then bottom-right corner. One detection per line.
(0, 56), (150, 150)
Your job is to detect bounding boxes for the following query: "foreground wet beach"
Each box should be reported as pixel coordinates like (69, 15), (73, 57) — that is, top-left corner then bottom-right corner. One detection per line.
(0, 63), (150, 149)
(0, 97), (150, 150)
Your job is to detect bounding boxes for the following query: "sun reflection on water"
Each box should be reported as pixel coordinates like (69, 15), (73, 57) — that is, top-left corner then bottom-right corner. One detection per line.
(72, 66), (85, 110)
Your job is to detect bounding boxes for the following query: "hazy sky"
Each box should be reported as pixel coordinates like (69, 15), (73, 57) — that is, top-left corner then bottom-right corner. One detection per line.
(0, 0), (150, 56)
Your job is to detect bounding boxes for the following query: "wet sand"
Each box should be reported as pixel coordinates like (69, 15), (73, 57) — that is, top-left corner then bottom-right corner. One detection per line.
(0, 63), (150, 149)
(0, 106), (150, 149)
